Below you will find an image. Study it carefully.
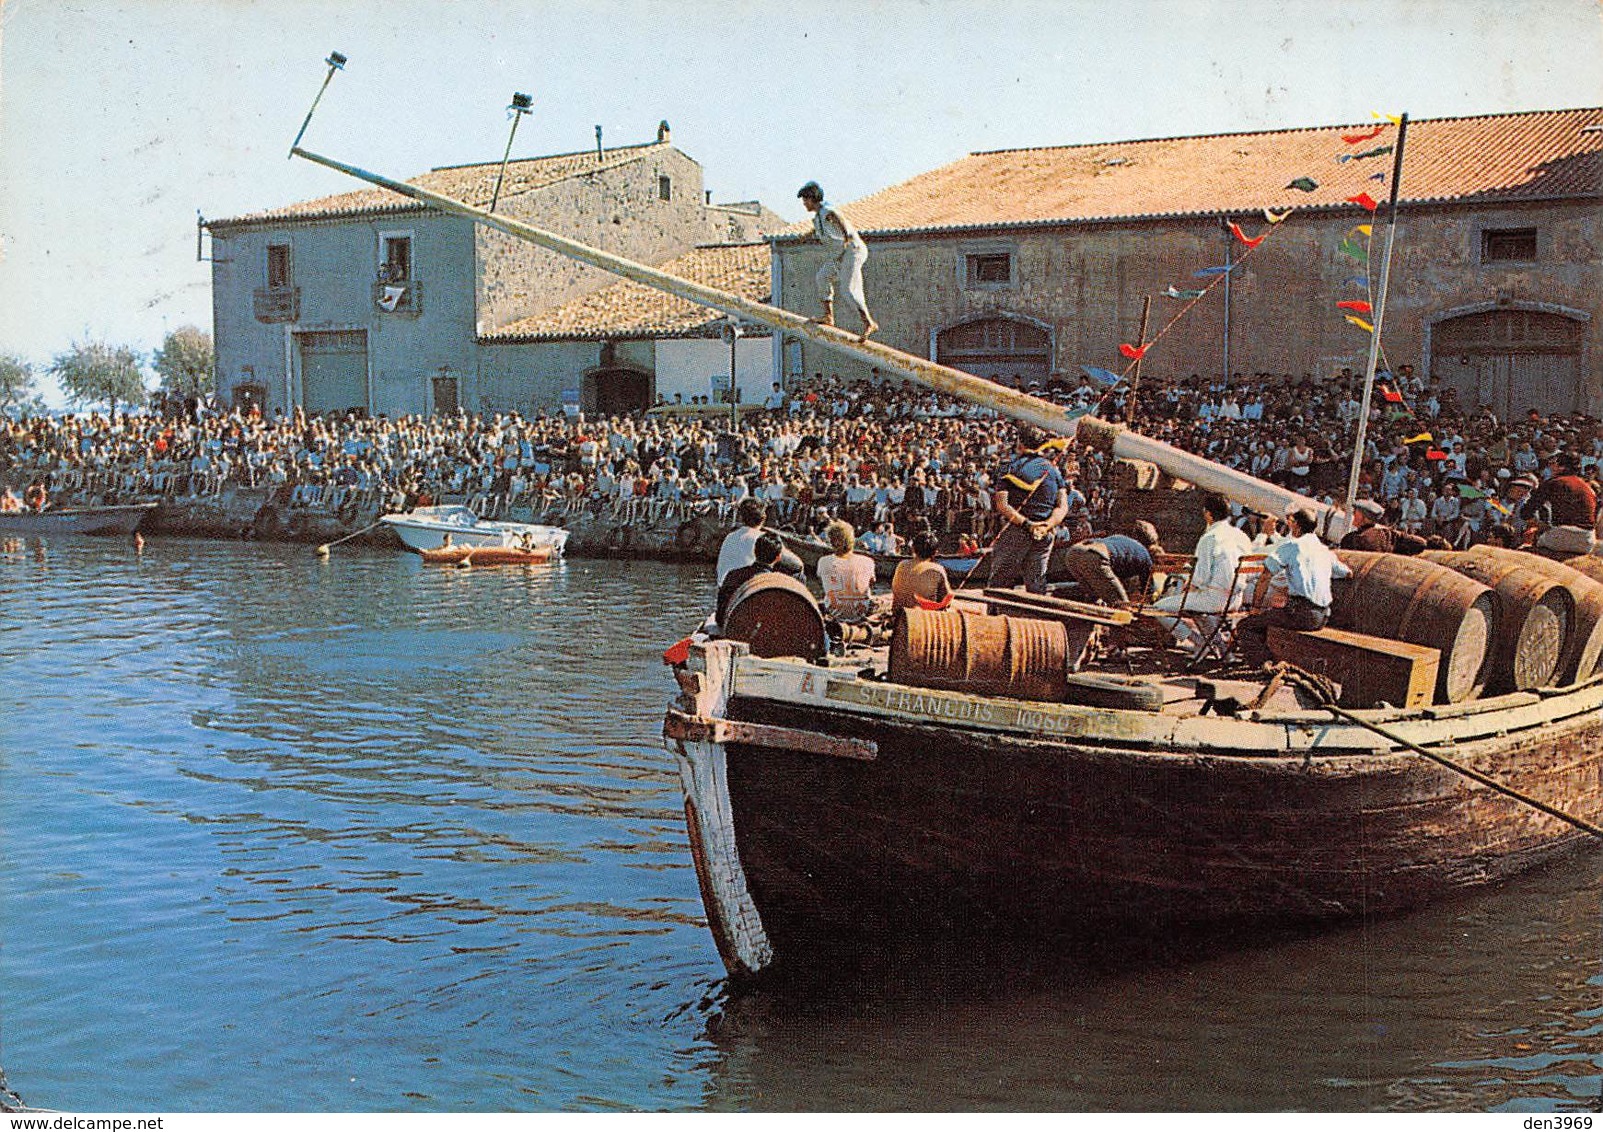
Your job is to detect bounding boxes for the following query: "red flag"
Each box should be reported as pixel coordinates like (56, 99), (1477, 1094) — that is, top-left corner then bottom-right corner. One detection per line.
(1336, 300), (1373, 314)
(1426, 448), (1448, 461)
(1342, 125), (1384, 144)
(1379, 386), (1404, 404)
(662, 637), (693, 665)
(1119, 343), (1148, 360)
(1228, 221), (1266, 249)
(1346, 192), (1380, 211)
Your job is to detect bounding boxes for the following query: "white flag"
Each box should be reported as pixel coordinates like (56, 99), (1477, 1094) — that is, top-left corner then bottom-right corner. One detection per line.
(378, 285), (407, 312)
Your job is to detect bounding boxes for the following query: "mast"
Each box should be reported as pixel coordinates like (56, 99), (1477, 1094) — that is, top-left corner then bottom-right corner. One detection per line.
(1344, 114), (1411, 509)
(290, 145), (1334, 524)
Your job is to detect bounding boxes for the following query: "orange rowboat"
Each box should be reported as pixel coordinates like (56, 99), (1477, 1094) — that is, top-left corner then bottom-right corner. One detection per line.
(417, 544), (554, 567)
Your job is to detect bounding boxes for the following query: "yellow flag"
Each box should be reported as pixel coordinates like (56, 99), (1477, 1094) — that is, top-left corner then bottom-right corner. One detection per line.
(1372, 111), (1404, 126)
(1344, 315), (1375, 332)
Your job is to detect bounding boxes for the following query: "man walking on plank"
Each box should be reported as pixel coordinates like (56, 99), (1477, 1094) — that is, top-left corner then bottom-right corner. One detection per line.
(797, 181), (878, 341)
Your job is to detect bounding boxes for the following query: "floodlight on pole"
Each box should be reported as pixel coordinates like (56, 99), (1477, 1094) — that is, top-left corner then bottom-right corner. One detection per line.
(490, 92), (534, 212)
(289, 51), (347, 157)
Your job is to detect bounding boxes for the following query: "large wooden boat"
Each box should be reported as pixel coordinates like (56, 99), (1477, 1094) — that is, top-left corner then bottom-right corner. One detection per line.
(0, 502), (156, 537)
(665, 635), (1603, 978)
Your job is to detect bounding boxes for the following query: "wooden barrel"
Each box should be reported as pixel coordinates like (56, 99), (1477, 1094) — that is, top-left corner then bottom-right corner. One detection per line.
(1465, 548), (1603, 683)
(890, 607), (1069, 702)
(1331, 550), (1497, 704)
(1422, 550), (1574, 693)
(1564, 554), (1603, 587)
(722, 573), (829, 661)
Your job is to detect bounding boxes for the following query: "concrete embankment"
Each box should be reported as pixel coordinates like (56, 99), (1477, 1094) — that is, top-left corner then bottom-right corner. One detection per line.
(140, 487), (729, 564)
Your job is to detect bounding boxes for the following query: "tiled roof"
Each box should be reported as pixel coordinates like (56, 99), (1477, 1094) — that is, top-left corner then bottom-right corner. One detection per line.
(210, 142), (671, 226)
(483, 243), (771, 342)
(786, 108), (1603, 238)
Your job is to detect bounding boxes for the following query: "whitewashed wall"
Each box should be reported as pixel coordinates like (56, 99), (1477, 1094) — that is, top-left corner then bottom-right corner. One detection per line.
(654, 336), (776, 408)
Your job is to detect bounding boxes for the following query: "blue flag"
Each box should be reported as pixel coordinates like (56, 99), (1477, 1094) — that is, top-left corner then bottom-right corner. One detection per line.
(1194, 264), (1236, 278)
(1080, 365), (1122, 387)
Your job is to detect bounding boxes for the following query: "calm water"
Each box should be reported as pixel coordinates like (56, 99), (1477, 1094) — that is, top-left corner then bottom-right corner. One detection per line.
(1, 537), (1599, 1113)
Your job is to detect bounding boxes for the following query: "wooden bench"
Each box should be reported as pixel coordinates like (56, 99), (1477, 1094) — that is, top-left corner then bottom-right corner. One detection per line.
(1266, 625), (1440, 709)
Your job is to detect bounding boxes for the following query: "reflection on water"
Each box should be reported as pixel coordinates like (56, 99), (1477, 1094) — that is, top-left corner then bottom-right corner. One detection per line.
(1, 535), (1599, 1112)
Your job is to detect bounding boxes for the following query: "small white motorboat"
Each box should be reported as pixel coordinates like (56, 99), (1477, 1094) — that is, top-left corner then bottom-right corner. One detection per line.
(380, 505), (569, 555)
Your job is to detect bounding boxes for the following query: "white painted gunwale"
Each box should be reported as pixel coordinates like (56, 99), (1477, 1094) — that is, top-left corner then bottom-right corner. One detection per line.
(728, 654), (1603, 758)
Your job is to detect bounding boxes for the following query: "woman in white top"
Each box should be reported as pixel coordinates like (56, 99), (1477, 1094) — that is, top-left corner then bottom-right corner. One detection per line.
(816, 519), (877, 621)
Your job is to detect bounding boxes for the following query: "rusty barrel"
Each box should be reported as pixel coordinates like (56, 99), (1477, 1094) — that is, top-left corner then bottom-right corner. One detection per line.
(1422, 549), (1573, 693)
(722, 573), (829, 661)
(1464, 548), (1603, 683)
(1331, 551), (1497, 703)
(889, 606), (1068, 702)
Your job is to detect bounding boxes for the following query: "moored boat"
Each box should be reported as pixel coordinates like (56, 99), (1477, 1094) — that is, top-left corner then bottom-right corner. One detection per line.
(0, 503), (157, 537)
(380, 504), (569, 555)
(417, 543), (554, 566)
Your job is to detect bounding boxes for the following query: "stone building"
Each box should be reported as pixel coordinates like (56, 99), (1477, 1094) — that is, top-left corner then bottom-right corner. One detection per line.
(204, 123), (782, 417)
(479, 242), (773, 416)
(772, 108), (1603, 418)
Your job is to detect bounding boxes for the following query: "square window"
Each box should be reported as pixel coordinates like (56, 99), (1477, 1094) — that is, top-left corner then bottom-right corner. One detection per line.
(966, 252), (1013, 287)
(1482, 228), (1536, 262)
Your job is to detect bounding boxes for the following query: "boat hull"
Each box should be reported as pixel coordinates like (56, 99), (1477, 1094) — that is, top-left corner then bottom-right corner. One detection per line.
(417, 544), (553, 566)
(0, 503), (156, 536)
(380, 506), (569, 554)
(667, 643), (1603, 979)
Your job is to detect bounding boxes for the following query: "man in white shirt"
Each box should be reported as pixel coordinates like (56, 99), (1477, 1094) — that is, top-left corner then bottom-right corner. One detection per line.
(1145, 493), (1254, 652)
(1236, 508), (1351, 666)
(716, 497), (801, 585)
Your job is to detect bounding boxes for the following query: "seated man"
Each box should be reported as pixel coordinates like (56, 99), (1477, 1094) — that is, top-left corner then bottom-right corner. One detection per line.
(890, 530), (953, 610)
(1236, 507), (1352, 666)
(715, 531), (801, 627)
(1145, 493), (1254, 652)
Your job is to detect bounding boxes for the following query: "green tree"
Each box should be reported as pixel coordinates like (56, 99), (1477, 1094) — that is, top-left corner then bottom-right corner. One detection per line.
(50, 340), (147, 417)
(0, 353), (45, 417)
(152, 325), (215, 399)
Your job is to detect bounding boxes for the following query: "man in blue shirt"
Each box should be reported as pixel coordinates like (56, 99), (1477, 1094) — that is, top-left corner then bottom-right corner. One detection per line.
(988, 424), (1069, 594)
(1060, 522), (1162, 606)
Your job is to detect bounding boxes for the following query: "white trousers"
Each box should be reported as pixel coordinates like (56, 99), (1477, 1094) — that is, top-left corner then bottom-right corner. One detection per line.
(816, 243), (869, 317)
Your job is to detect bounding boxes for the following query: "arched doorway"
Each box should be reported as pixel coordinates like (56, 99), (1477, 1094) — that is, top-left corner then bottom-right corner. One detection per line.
(1430, 306), (1586, 419)
(936, 316), (1052, 387)
(585, 367), (652, 417)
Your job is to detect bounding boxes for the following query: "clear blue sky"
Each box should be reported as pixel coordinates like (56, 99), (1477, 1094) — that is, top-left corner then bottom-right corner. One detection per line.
(2, 0), (1599, 402)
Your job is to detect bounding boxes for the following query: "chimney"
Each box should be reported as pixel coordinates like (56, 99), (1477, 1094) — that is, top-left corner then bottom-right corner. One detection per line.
(705, 190), (711, 205)
(657, 120), (671, 144)
(595, 125), (603, 162)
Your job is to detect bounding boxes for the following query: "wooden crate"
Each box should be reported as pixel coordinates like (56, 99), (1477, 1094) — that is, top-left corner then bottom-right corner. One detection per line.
(1267, 625), (1440, 709)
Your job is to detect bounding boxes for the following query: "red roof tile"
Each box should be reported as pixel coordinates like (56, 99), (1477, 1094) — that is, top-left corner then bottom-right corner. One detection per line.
(483, 243), (771, 342)
(809, 108), (1603, 237)
(211, 142), (671, 226)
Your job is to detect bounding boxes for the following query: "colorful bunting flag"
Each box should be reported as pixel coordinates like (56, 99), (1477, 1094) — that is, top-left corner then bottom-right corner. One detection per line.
(1263, 207), (1293, 224)
(1379, 386), (1404, 404)
(1342, 125), (1384, 144)
(1161, 286), (1205, 300)
(1194, 265), (1236, 277)
(1486, 498), (1512, 515)
(1372, 111), (1404, 125)
(1403, 432), (1434, 445)
(1338, 240), (1367, 262)
(1369, 171), (1387, 181)
(1346, 192), (1380, 211)
(1457, 484), (1486, 500)
(1344, 315), (1375, 332)
(1336, 300), (1374, 314)
(1344, 276), (1370, 288)
(1228, 221), (1266, 249)
(1286, 177), (1319, 192)
(1349, 225), (1374, 238)
(1426, 448), (1448, 461)
(1080, 365), (1122, 386)
(1118, 343), (1149, 360)
(1350, 144), (1394, 161)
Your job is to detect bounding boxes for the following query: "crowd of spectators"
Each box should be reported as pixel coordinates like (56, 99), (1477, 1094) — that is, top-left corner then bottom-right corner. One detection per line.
(3, 364), (1601, 553)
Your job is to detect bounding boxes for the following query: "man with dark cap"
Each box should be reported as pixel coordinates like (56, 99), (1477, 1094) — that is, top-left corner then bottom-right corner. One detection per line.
(1340, 499), (1426, 555)
(988, 423), (1068, 594)
(797, 181), (877, 341)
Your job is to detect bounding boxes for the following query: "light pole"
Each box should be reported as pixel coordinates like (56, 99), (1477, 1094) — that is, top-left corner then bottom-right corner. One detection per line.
(721, 318), (742, 430)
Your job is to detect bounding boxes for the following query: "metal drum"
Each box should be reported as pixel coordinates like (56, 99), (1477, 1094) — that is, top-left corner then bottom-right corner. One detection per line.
(1422, 550), (1574, 694)
(722, 573), (829, 661)
(1332, 551), (1497, 703)
(890, 607), (1069, 702)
